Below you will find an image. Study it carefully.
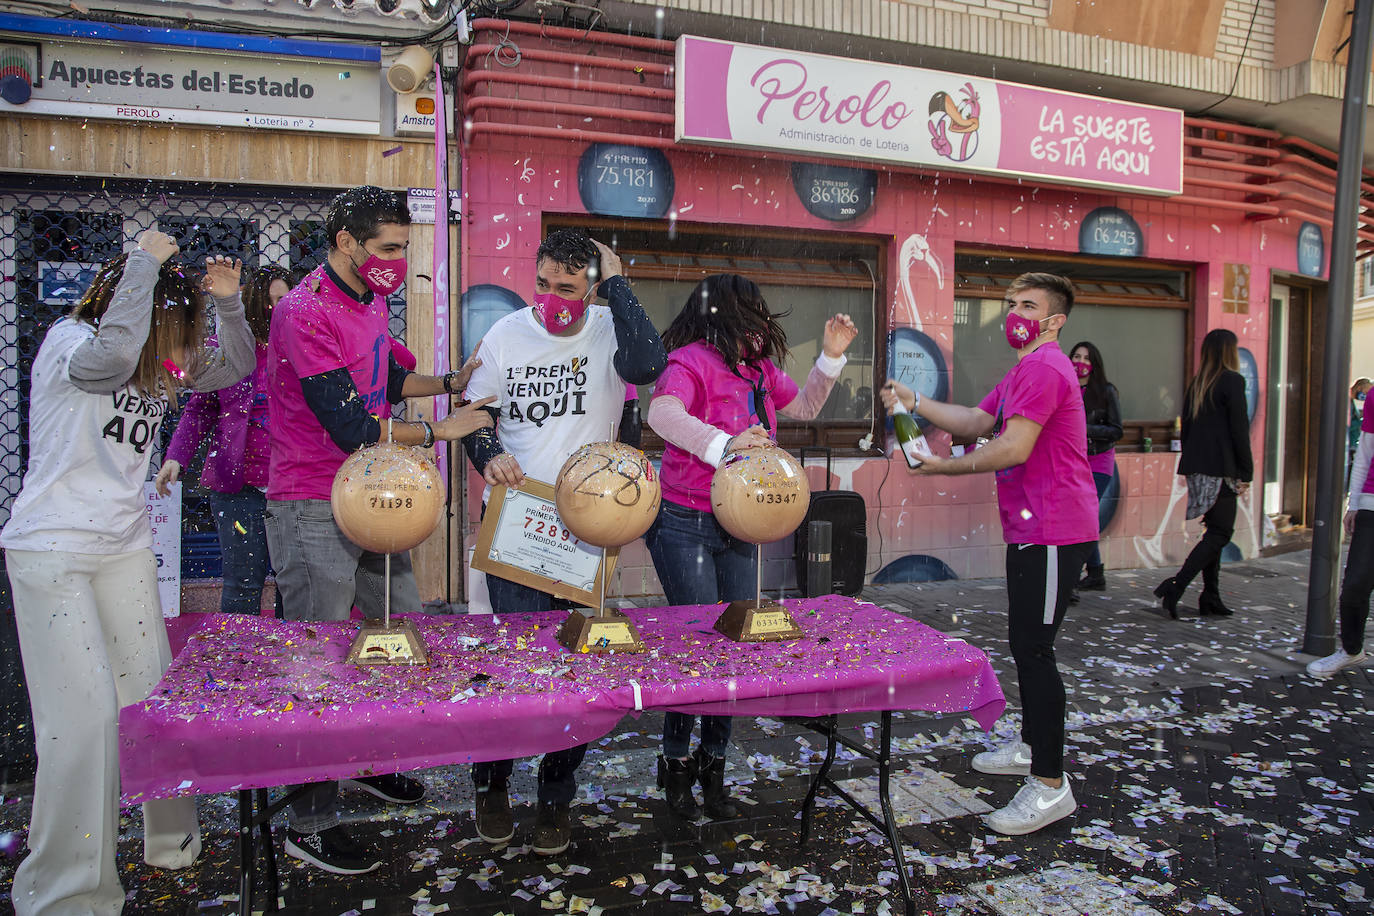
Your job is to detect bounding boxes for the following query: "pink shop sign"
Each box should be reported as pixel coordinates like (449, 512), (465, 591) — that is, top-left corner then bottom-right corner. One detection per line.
(675, 36), (1183, 196)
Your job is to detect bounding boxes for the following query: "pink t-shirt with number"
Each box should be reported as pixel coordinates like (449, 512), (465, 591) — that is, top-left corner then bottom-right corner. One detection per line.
(653, 341), (800, 512)
(267, 267), (393, 501)
(976, 343), (1099, 545)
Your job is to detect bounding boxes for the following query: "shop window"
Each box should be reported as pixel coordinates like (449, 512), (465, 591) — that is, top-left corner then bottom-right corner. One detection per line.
(160, 215), (259, 272)
(1360, 257), (1374, 301)
(953, 251), (1190, 450)
(545, 218), (884, 454)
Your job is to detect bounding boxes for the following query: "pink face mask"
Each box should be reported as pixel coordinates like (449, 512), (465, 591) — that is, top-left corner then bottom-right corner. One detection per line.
(1004, 312), (1042, 350)
(354, 251), (407, 296)
(533, 292), (589, 333)
(1074, 360), (1092, 379)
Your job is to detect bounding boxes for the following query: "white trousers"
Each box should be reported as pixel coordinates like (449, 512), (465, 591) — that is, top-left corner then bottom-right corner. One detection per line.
(6, 548), (201, 916)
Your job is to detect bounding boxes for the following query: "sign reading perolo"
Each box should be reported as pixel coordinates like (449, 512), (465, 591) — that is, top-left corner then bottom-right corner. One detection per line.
(674, 36), (1183, 196)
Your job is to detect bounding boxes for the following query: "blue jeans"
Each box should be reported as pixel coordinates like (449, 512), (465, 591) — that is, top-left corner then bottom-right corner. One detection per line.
(264, 497), (423, 831)
(645, 500), (756, 758)
(475, 517), (586, 805)
(1086, 471), (1112, 568)
(210, 486), (270, 614)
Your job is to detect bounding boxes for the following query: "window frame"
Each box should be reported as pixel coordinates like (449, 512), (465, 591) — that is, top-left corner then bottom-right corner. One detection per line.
(954, 246), (1196, 452)
(542, 214), (890, 457)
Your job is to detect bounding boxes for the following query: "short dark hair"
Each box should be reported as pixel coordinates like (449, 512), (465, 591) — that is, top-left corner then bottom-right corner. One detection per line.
(536, 228), (598, 274)
(324, 185), (410, 250)
(1008, 272), (1076, 316)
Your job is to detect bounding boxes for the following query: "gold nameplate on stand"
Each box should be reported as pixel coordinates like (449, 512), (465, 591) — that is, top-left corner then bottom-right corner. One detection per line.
(557, 608), (646, 654)
(713, 599), (803, 642)
(345, 618), (430, 666)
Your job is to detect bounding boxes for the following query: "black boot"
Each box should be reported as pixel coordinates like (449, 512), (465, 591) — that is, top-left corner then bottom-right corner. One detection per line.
(1078, 565), (1106, 590)
(1153, 577), (1182, 619)
(1198, 590), (1233, 617)
(693, 749), (738, 821)
(656, 755), (700, 819)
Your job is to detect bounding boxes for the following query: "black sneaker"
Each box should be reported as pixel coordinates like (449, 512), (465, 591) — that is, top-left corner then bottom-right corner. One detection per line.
(531, 802), (571, 856)
(474, 782), (515, 844)
(284, 826), (382, 875)
(342, 773), (426, 805)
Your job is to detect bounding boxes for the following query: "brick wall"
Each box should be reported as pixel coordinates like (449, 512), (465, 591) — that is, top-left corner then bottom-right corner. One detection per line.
(910, 0), (1050, 26)
(1214, 0), (1275, 63)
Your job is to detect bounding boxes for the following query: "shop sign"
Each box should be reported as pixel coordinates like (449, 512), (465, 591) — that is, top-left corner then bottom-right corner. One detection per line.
(0, 35), (380, 134)
(790, 162), (877, 221)
(577, 144), (674, 218)
(145, 480), (181, 617)
(1296, 222), (1324, 278)
(394, 88), (454, 137)
(38, 261), (98, 304)
(406, 188), (462, 225)
(1078, 207), (1144, 257)
(676, 36), (1183, 196)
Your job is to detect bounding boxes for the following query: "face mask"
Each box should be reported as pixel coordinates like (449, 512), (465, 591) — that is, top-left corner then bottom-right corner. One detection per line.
(533, 292), (589, 333)
(353, 248), (406, 296)
(1074, 361), (1092, 379)
(1004, 313), (1042, 350)
(1359, 392), (1368, 402)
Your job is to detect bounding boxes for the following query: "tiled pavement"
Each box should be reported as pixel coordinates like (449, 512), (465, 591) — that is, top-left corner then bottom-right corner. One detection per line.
(0, 549), (1369, 915)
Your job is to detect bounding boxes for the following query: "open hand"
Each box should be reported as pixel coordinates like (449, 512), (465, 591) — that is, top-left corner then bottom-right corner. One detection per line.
(435, 395), (497, 441)
(822, 313), (858, 358)
(588, 238), (622, 289)
(726, 425), (772, 453)
(203, 255), (243, 299)
(448, 351), (482, 395)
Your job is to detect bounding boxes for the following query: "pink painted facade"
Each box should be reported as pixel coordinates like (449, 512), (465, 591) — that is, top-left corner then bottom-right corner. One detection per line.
(458, 34), (1326, 596)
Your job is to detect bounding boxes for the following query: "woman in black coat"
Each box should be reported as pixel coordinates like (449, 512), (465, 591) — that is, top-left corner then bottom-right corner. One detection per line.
(1154, 329), (1253, 618)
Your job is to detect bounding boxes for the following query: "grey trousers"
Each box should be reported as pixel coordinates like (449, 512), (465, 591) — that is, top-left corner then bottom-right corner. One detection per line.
(264, 498), (422, 831)
(7, 547), (201, 916)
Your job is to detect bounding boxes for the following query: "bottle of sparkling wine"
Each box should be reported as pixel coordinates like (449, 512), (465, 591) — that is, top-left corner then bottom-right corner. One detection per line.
(1170, 415), (1182, 452)
(891, 400), (932, 469)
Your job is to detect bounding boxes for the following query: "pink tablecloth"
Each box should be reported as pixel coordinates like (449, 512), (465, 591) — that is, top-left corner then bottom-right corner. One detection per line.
(119, 596), (1005, 802)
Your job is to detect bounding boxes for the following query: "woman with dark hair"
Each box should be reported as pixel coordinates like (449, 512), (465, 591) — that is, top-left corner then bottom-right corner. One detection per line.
(1069, 341), (1122, 594)
(1153, 328), (1253, 618)
(645, 273), (856, 820)
(0, 230), (255, 913)
(158, 265), (292, 614)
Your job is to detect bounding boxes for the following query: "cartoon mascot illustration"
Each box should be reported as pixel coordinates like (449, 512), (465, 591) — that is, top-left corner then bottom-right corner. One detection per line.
(928, 82), (981, 162)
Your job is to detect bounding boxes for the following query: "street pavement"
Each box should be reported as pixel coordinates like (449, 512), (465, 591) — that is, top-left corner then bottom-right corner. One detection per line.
(0, 548), (1368, 915)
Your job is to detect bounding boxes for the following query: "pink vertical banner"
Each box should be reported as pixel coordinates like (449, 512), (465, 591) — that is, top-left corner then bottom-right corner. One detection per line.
(432, 62), (450, 480)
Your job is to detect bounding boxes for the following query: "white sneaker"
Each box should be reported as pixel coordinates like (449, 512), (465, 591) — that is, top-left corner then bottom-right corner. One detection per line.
(1306, 649), (1368, 678)
(984, 775), (1076, 836)
(971, 740), (1032, 776)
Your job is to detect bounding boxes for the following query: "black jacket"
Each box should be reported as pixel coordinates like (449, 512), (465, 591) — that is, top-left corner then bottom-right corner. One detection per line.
(1177, 369), (1253, 481)
(1084, 383), (1124, 456)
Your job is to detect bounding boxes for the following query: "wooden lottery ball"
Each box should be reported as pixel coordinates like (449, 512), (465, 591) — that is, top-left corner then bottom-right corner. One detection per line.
(554, 441), (661, 548)
(710, 445), (810, 544)
(331, 442), (444, 554)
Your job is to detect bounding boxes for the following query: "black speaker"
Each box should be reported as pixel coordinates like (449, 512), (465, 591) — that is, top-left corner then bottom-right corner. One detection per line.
(794, 448), (867, 597)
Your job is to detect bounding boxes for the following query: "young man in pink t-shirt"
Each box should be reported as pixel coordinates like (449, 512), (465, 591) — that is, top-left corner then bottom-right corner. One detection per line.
(882, 272), (1097, 836)
(264, 186), (494, 875)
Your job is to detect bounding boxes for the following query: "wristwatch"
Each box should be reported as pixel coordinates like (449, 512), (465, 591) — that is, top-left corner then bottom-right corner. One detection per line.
(420, 420), (435, 449)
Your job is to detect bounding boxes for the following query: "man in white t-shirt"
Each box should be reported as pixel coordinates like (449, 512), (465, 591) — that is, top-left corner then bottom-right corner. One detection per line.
(461, 228), (665, 856)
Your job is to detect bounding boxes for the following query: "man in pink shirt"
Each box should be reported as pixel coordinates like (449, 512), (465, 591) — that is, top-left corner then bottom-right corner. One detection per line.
(882, 272), (1097, 836)
(264, 186), (494, 875)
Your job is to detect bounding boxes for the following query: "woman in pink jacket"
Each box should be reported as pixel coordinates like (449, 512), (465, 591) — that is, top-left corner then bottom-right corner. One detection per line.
(157, 266), (290, 613)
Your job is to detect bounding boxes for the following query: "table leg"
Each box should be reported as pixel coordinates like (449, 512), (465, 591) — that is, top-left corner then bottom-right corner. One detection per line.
(797, 714), (838, 849)
(256, 788), (279, 912)
(875, 711), (915, 916)
(237, 790), (256, 916)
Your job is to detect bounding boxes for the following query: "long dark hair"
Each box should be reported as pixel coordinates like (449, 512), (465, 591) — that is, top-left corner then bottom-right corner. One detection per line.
(661, 273), (790, 367)
(70, 254), (206, 396)
(1069, 340), (1111, 412)
(244, 265), (292, 344)
(1187, 328), (1240, 420)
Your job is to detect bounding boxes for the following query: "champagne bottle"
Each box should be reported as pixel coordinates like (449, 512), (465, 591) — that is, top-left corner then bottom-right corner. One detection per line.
(891, 400), (933, 469)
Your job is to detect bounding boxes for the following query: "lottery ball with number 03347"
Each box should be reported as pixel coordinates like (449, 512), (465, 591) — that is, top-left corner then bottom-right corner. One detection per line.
(554, 441), (661, 548)
(331, 443), (445, 554)
(710, 446), (810, 544)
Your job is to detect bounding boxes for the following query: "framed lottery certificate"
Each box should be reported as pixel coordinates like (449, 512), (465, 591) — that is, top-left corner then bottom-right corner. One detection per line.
(470, 478), (617, 606)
